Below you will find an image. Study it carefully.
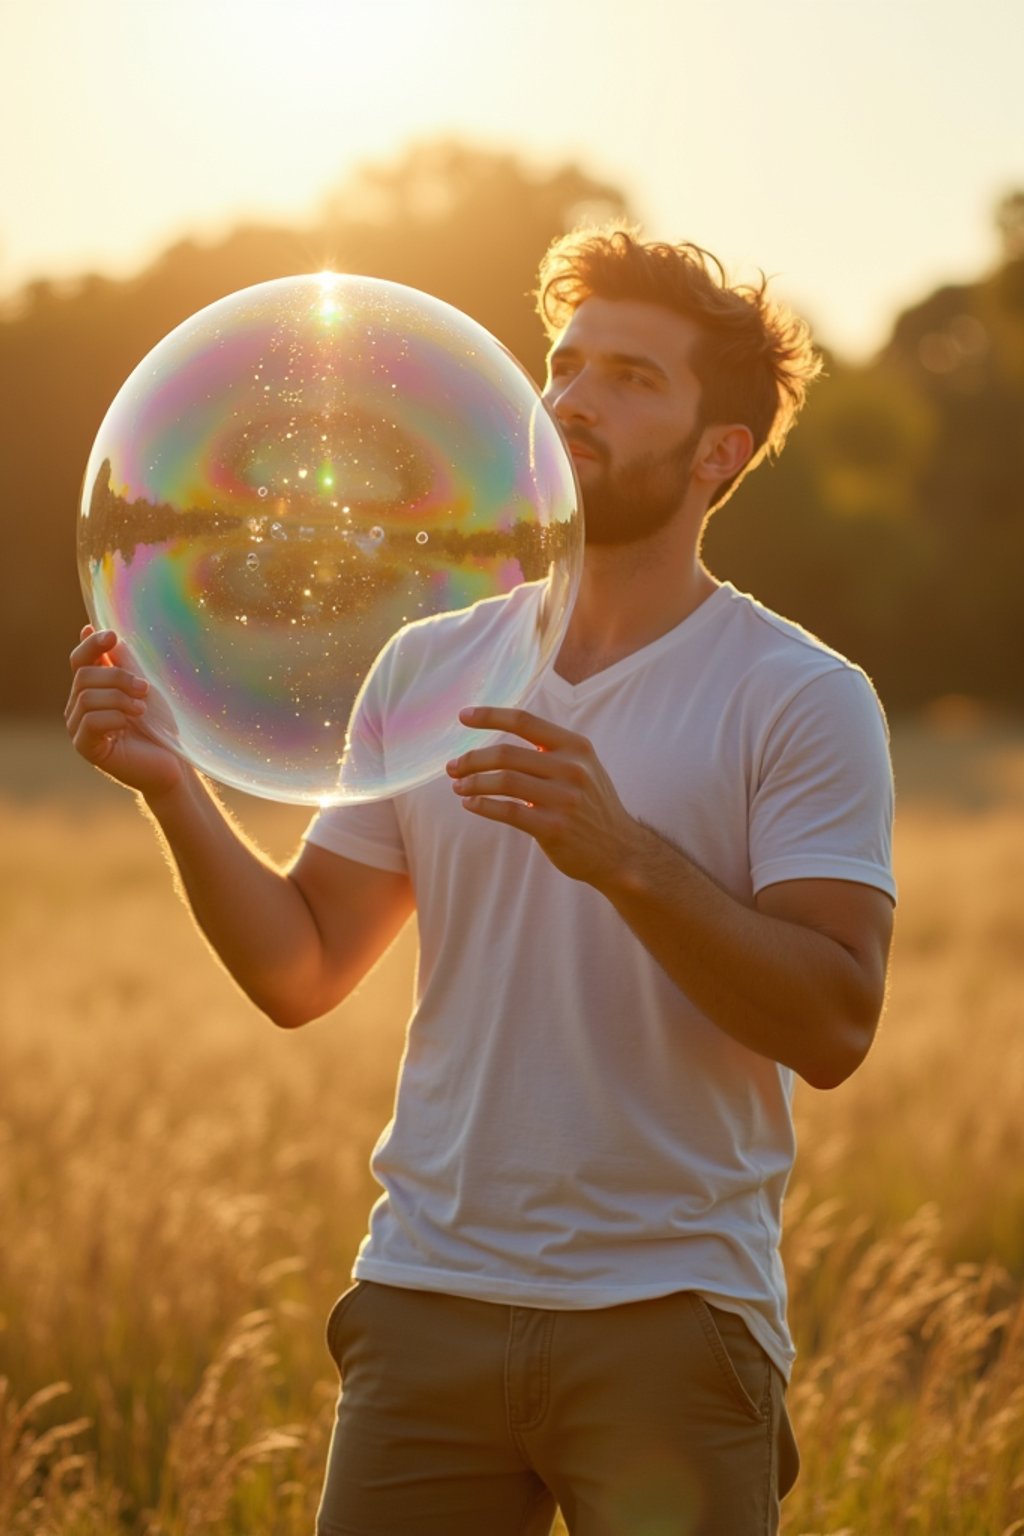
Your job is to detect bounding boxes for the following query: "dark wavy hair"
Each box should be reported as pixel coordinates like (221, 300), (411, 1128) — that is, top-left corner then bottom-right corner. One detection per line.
(535, 224), (823, 509)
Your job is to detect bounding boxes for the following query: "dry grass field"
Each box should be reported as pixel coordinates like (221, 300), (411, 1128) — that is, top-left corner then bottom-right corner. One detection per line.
(2, 714), (1023, 1535)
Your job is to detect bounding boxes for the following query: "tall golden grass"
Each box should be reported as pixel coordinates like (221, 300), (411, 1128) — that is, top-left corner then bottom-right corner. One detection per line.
(1, 719), (1022, 1535)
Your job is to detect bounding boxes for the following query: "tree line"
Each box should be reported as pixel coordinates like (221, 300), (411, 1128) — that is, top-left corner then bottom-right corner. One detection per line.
(2, 141), (1021, 716)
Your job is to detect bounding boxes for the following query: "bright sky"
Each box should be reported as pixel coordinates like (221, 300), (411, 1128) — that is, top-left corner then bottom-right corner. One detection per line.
(2, 0), (1021, 359)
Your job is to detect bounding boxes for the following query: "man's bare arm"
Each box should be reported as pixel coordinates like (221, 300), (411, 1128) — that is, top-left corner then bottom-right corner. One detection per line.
(144, 773), (413, 1028)
(67, 627), (413, 1028)
(447, 706), (892, 1089)
(598, 835), (892, 1088)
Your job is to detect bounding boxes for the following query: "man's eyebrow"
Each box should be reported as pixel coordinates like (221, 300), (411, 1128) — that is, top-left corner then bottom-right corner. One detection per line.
(606, 351), (671, 381)
(547, 344), (670, 381)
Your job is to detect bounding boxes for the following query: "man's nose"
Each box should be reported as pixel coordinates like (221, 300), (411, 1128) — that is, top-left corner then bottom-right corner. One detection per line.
(546, 370), (597, 425)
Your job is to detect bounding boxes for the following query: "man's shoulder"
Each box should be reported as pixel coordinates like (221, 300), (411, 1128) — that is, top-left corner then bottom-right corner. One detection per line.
(716, 583), (875, 690)
(389, 580), (545, 659)
(702, 584), (889, 747)
(360, 580), (550, 722)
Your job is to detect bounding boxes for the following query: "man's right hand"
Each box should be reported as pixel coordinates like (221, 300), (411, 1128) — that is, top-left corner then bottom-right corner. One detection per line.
(65, 625), (185, 800)
(64, 623), (413, 1028)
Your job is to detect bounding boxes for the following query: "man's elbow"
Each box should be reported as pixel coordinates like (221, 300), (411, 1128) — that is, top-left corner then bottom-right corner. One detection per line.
(267, 1005), (316, 1031)
(802, 1007), (880, 1090)
(802, 1051), (863, 1092)
(256, 987), (332, 1031)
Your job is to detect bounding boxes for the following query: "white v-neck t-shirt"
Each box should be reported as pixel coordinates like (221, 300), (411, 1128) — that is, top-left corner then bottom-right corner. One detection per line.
(304, 581), (896, 1378)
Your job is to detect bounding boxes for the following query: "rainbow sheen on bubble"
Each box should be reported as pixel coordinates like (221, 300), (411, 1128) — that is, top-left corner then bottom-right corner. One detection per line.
(78, 273), (582, 804)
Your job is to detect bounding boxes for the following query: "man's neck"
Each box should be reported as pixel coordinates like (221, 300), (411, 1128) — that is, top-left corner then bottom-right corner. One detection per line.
(555, 531), (718, 685)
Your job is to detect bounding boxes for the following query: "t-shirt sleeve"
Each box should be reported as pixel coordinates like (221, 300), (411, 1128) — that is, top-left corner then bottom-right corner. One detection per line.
(300, 635), (409, 874)
(749, 664), (896, 901)
(302, 795), (407, 873)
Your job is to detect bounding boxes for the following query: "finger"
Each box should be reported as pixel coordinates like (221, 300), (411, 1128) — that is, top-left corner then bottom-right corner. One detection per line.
(71, 710), (137, 752)
(66, 675), (148, 714)
(459, 795), (556, 836)
(66, 696), (146, 739)
(67, 675), (148, 729)
(70, 628), (118, 672)
(67, 684), (147, 720)
(458, 706), (583, 753)
(451, 770), (575, 805)
(446, 742), (566, 780)
(69, 665), (148, 698)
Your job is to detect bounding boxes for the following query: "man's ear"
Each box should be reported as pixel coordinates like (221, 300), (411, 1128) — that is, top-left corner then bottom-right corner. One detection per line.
(694, 424), (754, 487)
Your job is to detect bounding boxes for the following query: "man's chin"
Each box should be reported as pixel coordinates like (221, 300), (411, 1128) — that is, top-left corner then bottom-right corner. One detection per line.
(580, 497), (679, 549)
(582, 517), (653, 549)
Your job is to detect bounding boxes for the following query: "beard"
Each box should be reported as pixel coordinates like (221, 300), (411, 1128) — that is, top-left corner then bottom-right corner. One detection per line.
(576, 424), (702, 548)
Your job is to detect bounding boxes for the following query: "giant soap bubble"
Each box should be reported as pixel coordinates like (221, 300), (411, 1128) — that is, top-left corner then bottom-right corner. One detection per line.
(78, 273), (582, 804)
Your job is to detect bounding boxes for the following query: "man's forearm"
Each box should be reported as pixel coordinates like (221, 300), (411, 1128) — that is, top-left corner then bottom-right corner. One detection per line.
(141, 768), (323, 1025)
(597, 820), (880, 1088)
(446, 705), (889, 1082)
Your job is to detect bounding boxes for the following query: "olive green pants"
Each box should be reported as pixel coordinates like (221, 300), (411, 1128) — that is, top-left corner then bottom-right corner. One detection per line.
(317, 1281), (799, 1536)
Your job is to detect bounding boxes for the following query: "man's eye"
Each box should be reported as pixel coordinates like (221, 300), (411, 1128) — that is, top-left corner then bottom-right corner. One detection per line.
(619, 369), (652, 387)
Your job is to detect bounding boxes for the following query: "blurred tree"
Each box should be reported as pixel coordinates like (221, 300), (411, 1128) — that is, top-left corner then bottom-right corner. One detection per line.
(318, 139), (624, 377)
(702, 365), (939, 709)
(801, 364), (936, 524)
(996, 190), (1024, 262)
(861, 191), (1024, 704)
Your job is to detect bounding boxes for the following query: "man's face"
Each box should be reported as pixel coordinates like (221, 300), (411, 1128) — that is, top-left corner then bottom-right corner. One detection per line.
(542, 297), (706, 547)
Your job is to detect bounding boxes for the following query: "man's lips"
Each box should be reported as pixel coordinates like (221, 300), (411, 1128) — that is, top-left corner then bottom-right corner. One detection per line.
(566, 439), (602, 462)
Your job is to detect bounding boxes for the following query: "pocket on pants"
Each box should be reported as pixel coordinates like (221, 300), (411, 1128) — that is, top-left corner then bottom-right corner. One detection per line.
(325, 1280), (367, 1366)
(687, 1293), (770, 1423)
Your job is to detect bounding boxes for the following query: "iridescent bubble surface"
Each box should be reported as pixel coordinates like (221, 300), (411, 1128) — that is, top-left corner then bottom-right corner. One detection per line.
(78, 273), (582, 804)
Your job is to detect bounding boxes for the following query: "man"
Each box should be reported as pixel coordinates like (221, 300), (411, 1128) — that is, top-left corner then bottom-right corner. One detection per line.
(66, 226), (896, 1535)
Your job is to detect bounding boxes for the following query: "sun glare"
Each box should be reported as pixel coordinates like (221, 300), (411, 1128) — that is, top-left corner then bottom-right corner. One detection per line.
(316, 270), (342, 321)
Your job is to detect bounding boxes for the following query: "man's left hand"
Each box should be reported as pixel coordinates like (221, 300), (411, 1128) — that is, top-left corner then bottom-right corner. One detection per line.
(446, 706), (639, 886)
